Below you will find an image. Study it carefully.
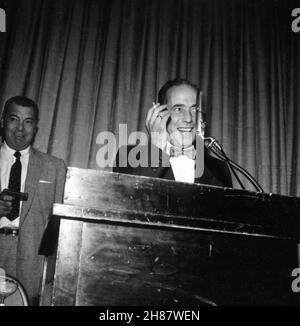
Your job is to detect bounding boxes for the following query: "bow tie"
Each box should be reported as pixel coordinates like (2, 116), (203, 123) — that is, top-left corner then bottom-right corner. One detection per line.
(169, 145), (196, 160)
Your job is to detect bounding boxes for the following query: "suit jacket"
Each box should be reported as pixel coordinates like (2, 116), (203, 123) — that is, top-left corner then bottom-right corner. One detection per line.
(113, 144), (232, 188)
(13, 148), (66, 305)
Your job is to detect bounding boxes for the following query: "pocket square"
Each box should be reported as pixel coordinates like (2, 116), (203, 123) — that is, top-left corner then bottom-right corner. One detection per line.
(39, 180), (53, 184)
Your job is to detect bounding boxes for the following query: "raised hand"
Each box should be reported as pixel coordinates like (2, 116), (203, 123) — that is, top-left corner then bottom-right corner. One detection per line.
(145, 103), (170, 151)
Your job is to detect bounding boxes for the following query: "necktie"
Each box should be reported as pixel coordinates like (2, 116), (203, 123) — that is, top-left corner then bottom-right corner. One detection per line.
(170, 145), (196, 160)
(7, 151), (21, 221)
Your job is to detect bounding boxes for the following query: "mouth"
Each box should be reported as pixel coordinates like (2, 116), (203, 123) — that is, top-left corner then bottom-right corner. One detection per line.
(14, 135), (25, 141)
(177, 127), (194, 133)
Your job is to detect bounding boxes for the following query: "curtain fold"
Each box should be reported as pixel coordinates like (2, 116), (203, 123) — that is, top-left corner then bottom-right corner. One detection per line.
(0, 0), (299, 195)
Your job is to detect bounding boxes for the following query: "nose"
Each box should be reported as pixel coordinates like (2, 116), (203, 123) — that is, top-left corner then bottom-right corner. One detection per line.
(17, 120), (24, 131)
(183, 109), (193, 123)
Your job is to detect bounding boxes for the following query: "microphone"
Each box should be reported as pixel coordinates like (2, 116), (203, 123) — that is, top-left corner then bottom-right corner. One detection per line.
(195, 91), (206, 139)
(204, 137), (222, 151)
(194, 91), (206, 179)
(204, 136), (264, 193)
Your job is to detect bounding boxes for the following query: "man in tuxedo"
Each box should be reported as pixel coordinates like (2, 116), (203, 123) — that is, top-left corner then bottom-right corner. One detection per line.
(112, 79), (236, 305)
(114, 78), (232, 187)
(112, 80), (298, 305)
(0, 96), (66, 305)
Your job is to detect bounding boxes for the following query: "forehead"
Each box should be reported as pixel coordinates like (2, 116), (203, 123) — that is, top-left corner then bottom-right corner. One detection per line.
(166, 85), (197, 105)
(5, 103), (37, 120)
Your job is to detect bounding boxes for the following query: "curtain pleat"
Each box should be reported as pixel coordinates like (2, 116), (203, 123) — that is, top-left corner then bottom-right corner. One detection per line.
(0, 0), (299, 195)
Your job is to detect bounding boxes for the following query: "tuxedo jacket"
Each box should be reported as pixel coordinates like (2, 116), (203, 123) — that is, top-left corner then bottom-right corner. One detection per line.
(113, 144), (232, 188)
(2, 148), (66, 305)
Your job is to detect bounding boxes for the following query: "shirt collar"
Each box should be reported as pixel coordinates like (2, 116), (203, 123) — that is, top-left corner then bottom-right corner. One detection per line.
(166, 141), (196, 159)
(1, 141), (31, 157)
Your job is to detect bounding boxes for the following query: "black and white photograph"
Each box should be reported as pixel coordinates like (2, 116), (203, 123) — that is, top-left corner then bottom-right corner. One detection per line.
(0, 0), (299, 312)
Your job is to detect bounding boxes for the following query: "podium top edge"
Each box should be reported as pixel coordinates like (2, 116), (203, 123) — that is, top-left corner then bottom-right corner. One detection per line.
(65, 166), (298, 199)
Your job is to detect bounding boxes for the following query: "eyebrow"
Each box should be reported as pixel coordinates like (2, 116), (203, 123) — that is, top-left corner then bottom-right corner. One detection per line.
(7, 114), (35, 120)
(7, 114), (19, 118)
(171, 104), (197, 108)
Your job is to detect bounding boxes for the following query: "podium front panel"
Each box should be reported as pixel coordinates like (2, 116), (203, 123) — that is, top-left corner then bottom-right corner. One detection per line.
(52, 213), (297, 306)
(50, 168), (299, 306)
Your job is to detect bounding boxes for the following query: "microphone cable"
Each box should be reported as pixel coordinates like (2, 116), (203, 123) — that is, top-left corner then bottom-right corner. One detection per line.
(204, 137), (264, 193)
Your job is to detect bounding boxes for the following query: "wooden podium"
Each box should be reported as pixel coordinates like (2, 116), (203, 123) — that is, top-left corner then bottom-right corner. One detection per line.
(49, 167), (300, 306)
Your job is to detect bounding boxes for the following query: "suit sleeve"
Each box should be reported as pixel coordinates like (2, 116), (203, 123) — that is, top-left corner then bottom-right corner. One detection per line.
(38, 159), (66, 257)
(54, 159), (67, 204)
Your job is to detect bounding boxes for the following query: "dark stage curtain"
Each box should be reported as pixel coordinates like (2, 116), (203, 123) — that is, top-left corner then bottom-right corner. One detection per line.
(0, 0), (299, 195)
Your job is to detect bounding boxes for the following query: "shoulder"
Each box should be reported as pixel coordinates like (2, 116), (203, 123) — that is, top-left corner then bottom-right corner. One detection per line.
(30, 148), (66, 170)
(204, 149), (227, 170)
(201, 148), (233, 187)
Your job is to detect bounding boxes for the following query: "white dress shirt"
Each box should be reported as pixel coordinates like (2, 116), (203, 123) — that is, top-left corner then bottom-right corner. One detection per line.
(166, 142), (195, 183)
(0, 142), (30, 228)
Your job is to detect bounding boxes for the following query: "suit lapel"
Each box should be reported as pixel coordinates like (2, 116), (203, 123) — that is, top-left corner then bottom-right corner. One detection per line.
(20, 148), (42, 227)
(158, 166), (174, 180)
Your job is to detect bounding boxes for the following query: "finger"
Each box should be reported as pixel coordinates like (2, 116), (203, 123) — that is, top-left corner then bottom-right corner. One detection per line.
(147, 106), (162, 131)
(145, 103), (160, 128)
(146, 104), (163, 129)
(4, 201), (12, 207)
(160, 111), (170, 127)
(153, 106), (169, 128)
(0, 201), (12, 209)
(0, 206), (12, 216)
(0, 195), (13, 201)
(2, 195), (14, 201)
(154, 104), (168, 116)
(149, 104), (168, 127)
(158, 109), (169, 119)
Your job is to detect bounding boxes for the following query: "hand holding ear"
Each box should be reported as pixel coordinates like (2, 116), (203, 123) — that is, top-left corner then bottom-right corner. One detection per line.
(145, 103), (170, 151)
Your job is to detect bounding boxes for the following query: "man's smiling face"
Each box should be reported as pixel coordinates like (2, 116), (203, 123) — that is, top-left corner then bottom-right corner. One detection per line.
(2, 103), (38, 151)
(166, 84), (197, 148)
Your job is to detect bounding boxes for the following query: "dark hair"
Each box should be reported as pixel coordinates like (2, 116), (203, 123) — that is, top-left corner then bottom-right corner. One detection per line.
(157, 78), (199, 104)
(2, 96), (39, 120)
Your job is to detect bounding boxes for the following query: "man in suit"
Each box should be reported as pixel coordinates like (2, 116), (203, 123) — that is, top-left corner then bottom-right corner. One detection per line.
(112, 79), (298, 305)
(114, 78), (232, 187)
(0, 96), (66, 305)
(112, 79), (235, 305)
